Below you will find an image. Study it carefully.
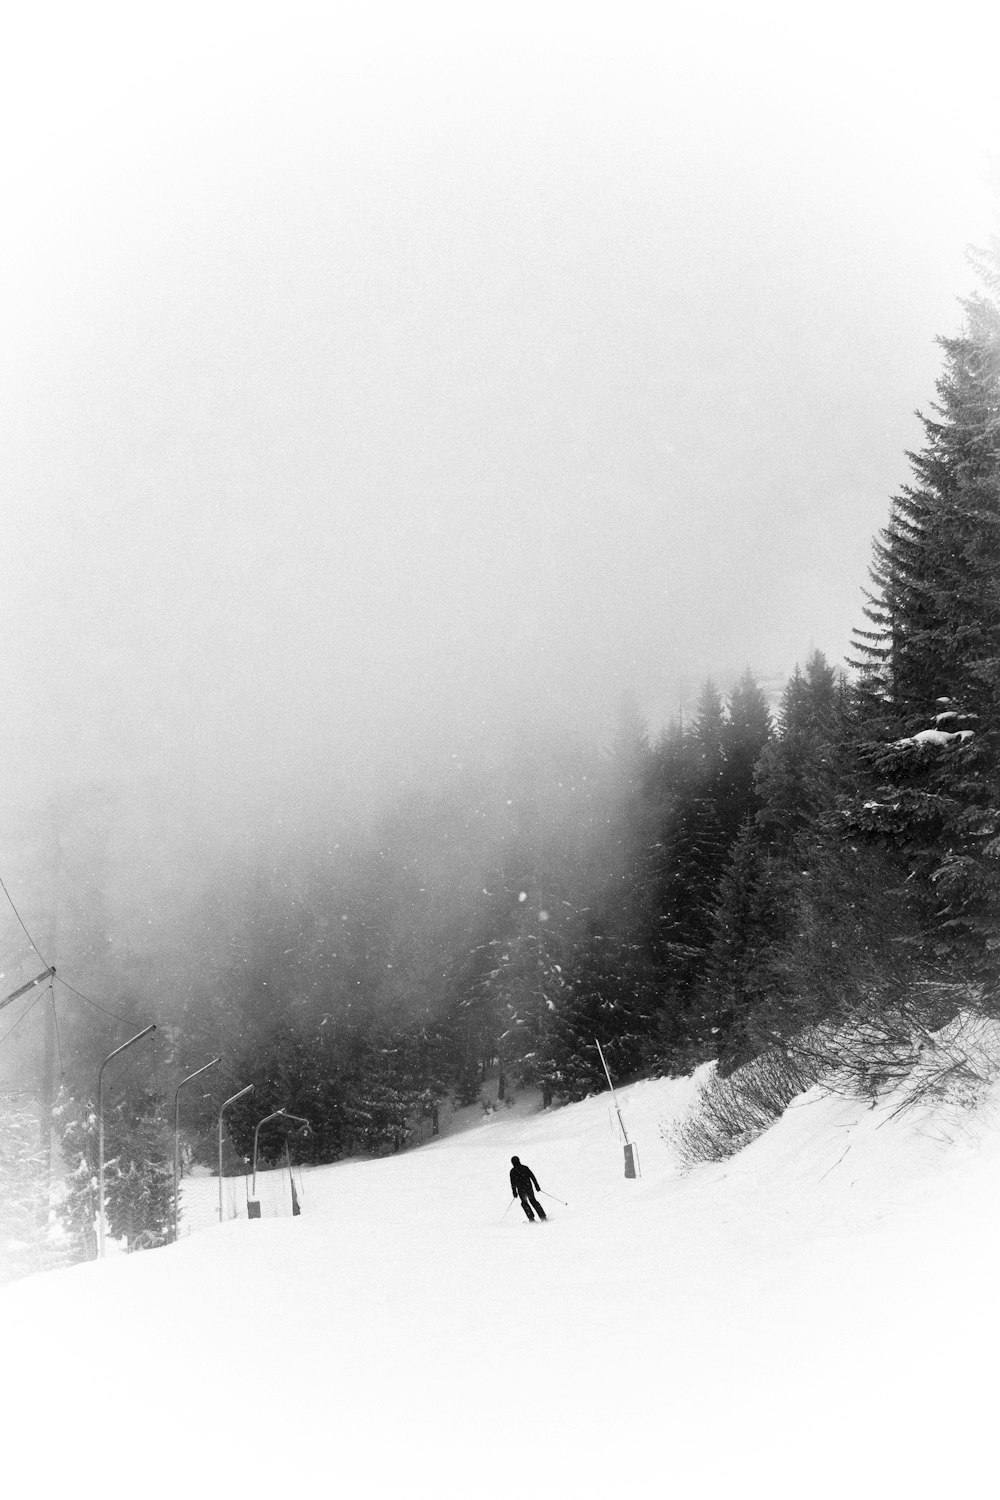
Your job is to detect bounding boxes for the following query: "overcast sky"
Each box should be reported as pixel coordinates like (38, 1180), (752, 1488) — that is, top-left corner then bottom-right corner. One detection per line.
(2, 2), (999, 846)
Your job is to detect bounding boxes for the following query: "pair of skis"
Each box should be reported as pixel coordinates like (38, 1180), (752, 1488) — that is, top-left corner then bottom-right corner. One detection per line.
(501, 1188), (567, 1223)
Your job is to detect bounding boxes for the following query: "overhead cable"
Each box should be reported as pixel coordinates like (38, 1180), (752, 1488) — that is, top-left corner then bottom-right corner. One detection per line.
(0, 988), (48, 1048)
(0, 866), (134, 1027)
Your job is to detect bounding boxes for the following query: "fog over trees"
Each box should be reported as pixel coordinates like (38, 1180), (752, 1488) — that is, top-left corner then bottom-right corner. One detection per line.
(2, 11), (1000, 1272)
(3, 222), (999, 1258)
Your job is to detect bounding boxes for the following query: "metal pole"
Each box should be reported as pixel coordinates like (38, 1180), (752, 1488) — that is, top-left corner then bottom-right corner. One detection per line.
(595, 1037), (630, 1145)
(0, 966), (56, 1012)
(252, 1110), (310, 1194)
(253, 1111), (285, 1195)
(97, 1024), (156, 1258)
(218, 1085), (253, 1225)
(173, 1056), (221, 1242)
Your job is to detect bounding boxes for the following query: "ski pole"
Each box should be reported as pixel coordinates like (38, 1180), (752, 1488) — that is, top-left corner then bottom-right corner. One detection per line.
(539, 1189), (567, 1206)
(501, 1196), (516, 1222)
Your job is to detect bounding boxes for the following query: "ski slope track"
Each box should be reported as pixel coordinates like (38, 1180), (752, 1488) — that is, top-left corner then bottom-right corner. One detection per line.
(5, 1070), (1000, 1498)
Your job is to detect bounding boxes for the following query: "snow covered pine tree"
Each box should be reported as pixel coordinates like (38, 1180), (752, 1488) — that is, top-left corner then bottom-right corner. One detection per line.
(851, 237), (1000, 1002)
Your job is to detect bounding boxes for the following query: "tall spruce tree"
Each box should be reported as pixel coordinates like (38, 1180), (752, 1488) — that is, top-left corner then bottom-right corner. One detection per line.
(648, 675), (775, 1064)
(53, 1088), (99, 1262)
(645, 691), (726, 1062)
(543, 924), (656, 1101)
(102, 1088), (173, 1251)
(487, 906), (570, 1100)
(660, 683), (729, 965)
(709, 650), (848, 1053)
(701, 819), (790, 1068)
(720, 669), (773, 840)
(851, 239), (1000, 998)
(756, 651), (843, 851)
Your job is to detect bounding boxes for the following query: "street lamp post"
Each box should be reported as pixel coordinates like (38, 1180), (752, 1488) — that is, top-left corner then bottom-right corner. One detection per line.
(172, 1056), (221, 1242)
(217, 1085), (253, 1225)
(97, 1024), (156, 1257)
(252, 1109), (310, 1195)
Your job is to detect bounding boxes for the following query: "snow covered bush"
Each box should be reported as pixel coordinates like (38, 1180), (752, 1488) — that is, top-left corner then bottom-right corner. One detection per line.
(662, 1049), (818, 1167)
(806, 1006), (1000, 1119)
(53, 1088), (99, 1261)
(54, 1085), (172, 1255)
(784, 976), (989, 1107)
(886, 1011), (1000, 1118)
(102, 1089), (173, 1250)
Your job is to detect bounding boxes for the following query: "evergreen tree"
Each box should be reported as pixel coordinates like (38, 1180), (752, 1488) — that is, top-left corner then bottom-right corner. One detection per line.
(719, 669), (773, 840)
(701, 820), (793, 1068)
(850, 242), (1000, 995)
(691, 679), (726, 773)
(778, 837), (938, 1050)
(653, 690), (729, 973)
(103, 1088), (173, 1251)
(756, 651), (843, 851)
(450, 934), (506, 1100)
(647, 692), (730, 1060)
(337, 1013), (429, 1156)
(53, 1088), (99, 1261)
(53, 1084), (171, 1256)
(406, 1013), (458, 1133)
(224, 1024), (352, 1165)
(697, 650), (849, 1057)
(544, 925), (657, 1101)
(487, 906), (569, 1100)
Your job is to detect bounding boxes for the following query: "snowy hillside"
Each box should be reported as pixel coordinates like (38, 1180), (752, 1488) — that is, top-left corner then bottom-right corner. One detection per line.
(5, 1072), (1000, 1498)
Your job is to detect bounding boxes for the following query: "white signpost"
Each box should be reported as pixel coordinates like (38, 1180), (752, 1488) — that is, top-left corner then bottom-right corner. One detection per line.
(595, 1037), (639, 1179)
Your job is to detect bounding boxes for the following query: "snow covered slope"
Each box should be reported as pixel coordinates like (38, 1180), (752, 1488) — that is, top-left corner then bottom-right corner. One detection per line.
(5, 1072), (1000, 1499)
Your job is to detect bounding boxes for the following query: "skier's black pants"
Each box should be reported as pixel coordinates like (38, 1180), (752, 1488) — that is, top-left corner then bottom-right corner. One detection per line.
(517, 1186), (546, 1221)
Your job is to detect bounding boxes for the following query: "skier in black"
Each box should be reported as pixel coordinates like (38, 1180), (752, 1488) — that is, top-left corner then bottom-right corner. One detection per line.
(509, 1155), (547, 1221)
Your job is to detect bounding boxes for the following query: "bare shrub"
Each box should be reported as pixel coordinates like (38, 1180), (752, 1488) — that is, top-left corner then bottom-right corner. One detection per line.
(662, 1048), (820, 1168)
(791, 983), (996, 1113)
(867, 1009), (1000, 1119)
(663, 980), (1000, 1171)
(794, 1008), (930, 1103)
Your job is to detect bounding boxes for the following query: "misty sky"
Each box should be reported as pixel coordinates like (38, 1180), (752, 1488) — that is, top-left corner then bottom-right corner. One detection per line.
(3, 3), (999, 844)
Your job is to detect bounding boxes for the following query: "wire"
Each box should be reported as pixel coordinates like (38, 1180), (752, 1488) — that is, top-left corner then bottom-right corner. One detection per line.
(0, 869), (50, 968)
(0, 862), (136, 1027)
(51, 983), (65, 1077)
(0, 988), (48, 1048)
(53, 975), (134, 1026)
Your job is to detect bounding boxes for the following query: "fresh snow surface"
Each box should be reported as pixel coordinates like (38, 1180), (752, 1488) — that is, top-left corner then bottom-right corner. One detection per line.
(5, 1071), (1000, 1498)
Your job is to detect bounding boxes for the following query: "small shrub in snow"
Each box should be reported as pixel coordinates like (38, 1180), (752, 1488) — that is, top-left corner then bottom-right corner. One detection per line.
(662, 1049), (819, 1168)
(790, 984), (989, 1110)
(876, 1010), (1000, 1119)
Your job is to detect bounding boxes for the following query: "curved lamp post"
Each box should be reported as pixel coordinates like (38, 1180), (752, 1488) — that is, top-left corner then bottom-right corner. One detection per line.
(173, 1056), (221, 1242)
(217, 1085), (253, 1224)
(252, 1109), (310, 1195)
(98, 1024), (156, 1257)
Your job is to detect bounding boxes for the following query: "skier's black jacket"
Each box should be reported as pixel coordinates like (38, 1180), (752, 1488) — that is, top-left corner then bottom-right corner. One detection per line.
(510, 1158), (540, 1197)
